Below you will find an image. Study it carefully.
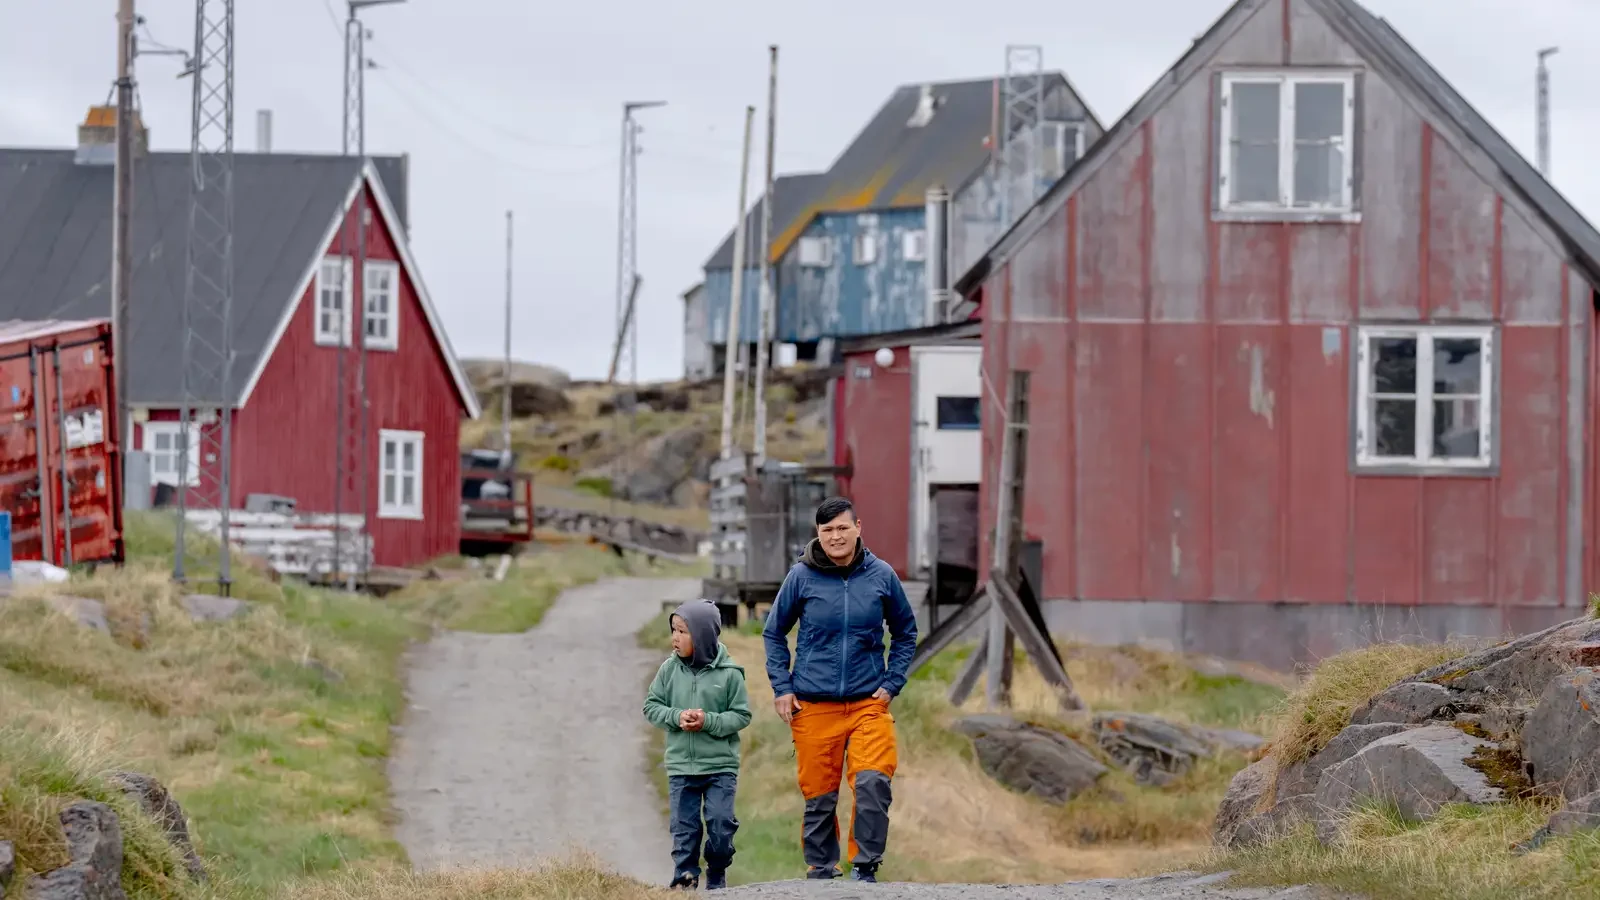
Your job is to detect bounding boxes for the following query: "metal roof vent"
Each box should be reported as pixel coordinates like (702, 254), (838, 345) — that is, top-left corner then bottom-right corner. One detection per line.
(907, 84), (939, 127)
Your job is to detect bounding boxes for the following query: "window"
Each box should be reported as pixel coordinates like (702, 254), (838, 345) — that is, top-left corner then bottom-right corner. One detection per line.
(1041, 121), (1087, 179)
(143, 422), (199, 486)
(935, 395), (981, 431)
(379, 429), (424, 519)
(315, 256), (354, 346)
(797, 236), (831, 268)
(1219, 72), (1355, 214)
(1355, 326), (1494, 469)
(902, 230), (928, 262)
(363, 260), (400, 350)
(852, 231), (878, 266)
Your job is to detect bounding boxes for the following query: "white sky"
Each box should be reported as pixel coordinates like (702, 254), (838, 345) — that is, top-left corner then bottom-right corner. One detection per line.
(2, 0), (1596, 381)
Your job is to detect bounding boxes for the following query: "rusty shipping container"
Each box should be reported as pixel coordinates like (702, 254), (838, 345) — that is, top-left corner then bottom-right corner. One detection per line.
(0, 319), (123, 566)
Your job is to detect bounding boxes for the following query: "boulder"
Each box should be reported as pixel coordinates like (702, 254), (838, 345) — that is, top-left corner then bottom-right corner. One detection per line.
(1213, 756), (1274, 848)
(503, 381), (572, 419)
(44, 596), (110, 635)
(1349, 681), (1456, 726)
(952, 714), (1108, 804)
(591, 426), (707, 505)
(0, 839), (13, 899)
(1411, 617), (1600, 706)
(1274, 722), (1410, 799)
(1313, 725), (1503, 843)
(109, 772), (205, 881)
(1092, 712), (1260, 786)
(180, 594), (251, 624)
(25, 801), (128, 900)
(1521, 667), (1600, 800)
(1547, 789), (1600, 837)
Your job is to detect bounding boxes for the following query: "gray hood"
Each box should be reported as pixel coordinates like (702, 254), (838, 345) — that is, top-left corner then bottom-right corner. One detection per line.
(672, 598), (723, 670)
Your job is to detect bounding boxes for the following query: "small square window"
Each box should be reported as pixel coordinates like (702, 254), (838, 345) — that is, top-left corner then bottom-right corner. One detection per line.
(1219, 72), (1356, 215)
(797, 236), (831, 268)
(935, 395), (980, 431)
(363, 260), (400, 350)
(1354, 325), (1494, 470)
(902, 230), (928, 262)
(852, 231), (878, 266)
(143, 422), (200, 486)
(379, 429), (425, 519)
(315, 257), (354, 346)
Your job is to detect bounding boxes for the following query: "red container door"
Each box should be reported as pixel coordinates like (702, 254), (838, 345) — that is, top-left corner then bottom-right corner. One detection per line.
(0, 347), (56, 562)
(41, 339), (122, 565)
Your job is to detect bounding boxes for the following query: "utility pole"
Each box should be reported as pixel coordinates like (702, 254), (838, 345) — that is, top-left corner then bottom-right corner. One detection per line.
(718, 105), (757, 461)
(1537, 46), (1558, 179)
(112, 0), (135, 490)
(608, 99), (665, 516)
(333, 0), (404, 589)
(751, 45), (779, 462)
(501, 210), (513, 455)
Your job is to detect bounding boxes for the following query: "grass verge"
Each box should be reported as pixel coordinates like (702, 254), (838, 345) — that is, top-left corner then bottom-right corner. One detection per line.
(635, 614), (1285, 885)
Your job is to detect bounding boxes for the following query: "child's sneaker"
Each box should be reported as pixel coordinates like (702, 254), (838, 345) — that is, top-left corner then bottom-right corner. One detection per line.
(806, 865), (841, 880)
(850, 863), (879, 883)
(705, 869), (727, 891)
(669, 872), (699, 890)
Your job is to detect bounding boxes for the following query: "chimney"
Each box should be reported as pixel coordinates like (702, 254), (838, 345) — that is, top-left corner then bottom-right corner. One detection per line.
(256, 109), (273, 153)
(925, 185), (954, 322)
(76, 105), (147, 165)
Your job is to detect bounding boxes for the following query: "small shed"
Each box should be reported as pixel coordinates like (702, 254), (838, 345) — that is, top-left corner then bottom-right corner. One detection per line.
(956, 0), (1600, 669)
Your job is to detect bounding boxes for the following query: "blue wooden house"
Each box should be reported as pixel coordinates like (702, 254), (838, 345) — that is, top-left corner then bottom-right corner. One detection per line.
(694, 73), (1102, 372)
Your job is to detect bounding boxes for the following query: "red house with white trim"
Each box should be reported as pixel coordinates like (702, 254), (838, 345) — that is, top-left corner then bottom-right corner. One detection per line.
(0, 108), (481, 567)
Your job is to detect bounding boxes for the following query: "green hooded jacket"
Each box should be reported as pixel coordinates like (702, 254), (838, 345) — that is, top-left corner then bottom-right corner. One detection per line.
(643, 601), (752, 776)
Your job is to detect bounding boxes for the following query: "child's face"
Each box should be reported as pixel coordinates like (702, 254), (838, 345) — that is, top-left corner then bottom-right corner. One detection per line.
(670, 616), (694, 658)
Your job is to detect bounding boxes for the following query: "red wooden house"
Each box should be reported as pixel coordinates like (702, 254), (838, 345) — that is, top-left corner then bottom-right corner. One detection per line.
(0, 109), (481, 567)
(955, 0), (1600, 669)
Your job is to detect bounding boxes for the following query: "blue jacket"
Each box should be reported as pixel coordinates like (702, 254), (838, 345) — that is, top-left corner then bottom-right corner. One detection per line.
(763, 540), (919, 702)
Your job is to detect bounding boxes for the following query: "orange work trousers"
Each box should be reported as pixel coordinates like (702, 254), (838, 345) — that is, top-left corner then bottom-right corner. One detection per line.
(790, 697), (898, 871)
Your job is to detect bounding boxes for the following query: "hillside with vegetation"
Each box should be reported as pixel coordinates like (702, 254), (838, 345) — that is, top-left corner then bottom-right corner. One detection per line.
(457, 359), (834, 529)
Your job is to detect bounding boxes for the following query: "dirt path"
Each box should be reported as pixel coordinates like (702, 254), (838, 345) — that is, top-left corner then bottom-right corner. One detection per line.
(389, 576), (702, 880)
(721, 873), (1355, 899)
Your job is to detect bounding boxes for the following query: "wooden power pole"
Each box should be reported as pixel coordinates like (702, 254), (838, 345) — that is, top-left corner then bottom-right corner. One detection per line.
(112, 0), (136, 459)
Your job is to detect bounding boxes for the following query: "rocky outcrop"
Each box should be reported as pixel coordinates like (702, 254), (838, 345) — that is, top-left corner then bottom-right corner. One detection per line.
(1216, 614), (1600, 850)
(952, 714), (1108, 804)
(0, 839), (13, 899)
(109, 772), (205, 881)
(179, 594), (252, 624)
(1092, 712), (1265, 787)
(534, 506), (703, 557)
(25, 801), (128, 900)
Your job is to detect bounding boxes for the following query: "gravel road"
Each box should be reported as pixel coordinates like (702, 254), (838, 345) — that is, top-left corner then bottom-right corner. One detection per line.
(721, 872), (1356, 900)
(389, 576), (702, 880)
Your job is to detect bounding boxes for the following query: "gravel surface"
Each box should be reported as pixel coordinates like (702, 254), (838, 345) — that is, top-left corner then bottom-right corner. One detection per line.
(389, 576), (702, 881)
(720, 873), (1357, 900)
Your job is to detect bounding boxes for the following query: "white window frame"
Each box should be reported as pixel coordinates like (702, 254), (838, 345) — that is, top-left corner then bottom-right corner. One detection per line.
(142, 421), (200, 487)
(378, 429), (424, 520)
(902, 229), (928, 262)
(797, 235), (832, 268)
(852, 230), (878, 266)
(1217, 71), (1357, 215)
(363, 259), (400, 351)
(1354, 324), (1495, 471)
(315, 256), (354, 347)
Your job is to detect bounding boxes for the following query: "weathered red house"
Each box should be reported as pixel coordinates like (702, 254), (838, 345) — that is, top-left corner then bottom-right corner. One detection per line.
(0, 109), (481, 567)
(954, 0), (1600, 669)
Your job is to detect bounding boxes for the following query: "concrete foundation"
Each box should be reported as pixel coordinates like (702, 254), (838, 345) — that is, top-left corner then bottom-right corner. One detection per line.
(1041, 599), (1583, 673)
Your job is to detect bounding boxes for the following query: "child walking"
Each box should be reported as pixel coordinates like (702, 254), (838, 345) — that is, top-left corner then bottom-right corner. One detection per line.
(644, 599), (752, 890)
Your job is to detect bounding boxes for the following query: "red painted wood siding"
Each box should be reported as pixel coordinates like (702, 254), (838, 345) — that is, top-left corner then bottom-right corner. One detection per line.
(978, 0), (1593, 617)
(140, 183), (467, 567)
(833, 348), (913, 576)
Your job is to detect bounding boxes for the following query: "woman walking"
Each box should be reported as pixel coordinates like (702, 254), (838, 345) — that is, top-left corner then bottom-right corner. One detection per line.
(761, 496), (919, 883)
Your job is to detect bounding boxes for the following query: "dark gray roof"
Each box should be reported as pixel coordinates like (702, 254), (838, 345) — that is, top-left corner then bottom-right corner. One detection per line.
(959, 0), (1600, 293)
(1315, 0), (1600, 282)
(0, 150), (409, 406)
(703, 172), (826, 271)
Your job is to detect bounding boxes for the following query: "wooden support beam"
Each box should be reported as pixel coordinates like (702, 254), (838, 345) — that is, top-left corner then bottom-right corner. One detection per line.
(948, 639), (987, 706)
(907, 587), (990, 678)
(985, 369), (1031, 709)
(990, 571), (1084, 711)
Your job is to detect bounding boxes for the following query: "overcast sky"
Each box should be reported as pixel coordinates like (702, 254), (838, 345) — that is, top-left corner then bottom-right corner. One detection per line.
(2, 1), (1596, 382)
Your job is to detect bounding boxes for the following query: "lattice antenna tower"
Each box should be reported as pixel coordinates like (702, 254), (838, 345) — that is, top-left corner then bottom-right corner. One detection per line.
(999, 45), (1044, 229)
(609, 101), (663, 517)
(333, 4), (376, 589)
(173, 0), (237, 592)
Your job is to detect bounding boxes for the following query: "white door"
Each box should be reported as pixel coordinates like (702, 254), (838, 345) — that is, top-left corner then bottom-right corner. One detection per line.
(910, 345), (982, 575)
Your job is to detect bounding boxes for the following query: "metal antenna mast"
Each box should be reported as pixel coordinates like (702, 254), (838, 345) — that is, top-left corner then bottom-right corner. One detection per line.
(334, 0), (403, 589)
(1537, 46), (1558, 179)
(173, 0), (236, 592)
(999, 45), (1044, 229)
(609, 99), (664, 516)
(751, 45), (779, 462)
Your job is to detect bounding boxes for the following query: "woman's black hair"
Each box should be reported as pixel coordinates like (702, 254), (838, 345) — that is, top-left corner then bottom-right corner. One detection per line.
(814, 496), (856, 526)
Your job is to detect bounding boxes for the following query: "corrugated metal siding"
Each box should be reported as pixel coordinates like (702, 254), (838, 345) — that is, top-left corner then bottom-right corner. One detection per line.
(833, 348), (913, 576)
(979, 0), (1592, 613)
(785, 209), (930, 343)
(228, 186), (463, 566)
(704, 267), (768, 349)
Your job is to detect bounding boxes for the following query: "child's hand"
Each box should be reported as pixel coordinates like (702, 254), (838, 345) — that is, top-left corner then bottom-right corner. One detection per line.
(681, 709), (706, 732)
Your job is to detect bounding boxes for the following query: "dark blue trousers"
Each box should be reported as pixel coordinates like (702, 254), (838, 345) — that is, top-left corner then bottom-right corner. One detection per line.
(668, 772), (739, 881)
